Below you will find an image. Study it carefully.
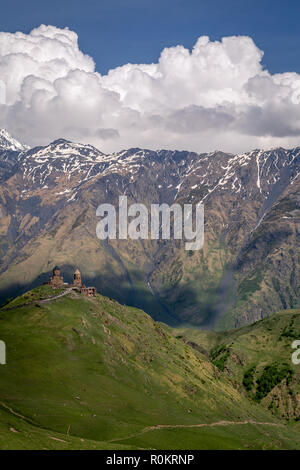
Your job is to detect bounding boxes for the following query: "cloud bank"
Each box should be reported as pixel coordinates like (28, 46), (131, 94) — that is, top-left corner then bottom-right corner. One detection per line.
(1, 24), (300, 153)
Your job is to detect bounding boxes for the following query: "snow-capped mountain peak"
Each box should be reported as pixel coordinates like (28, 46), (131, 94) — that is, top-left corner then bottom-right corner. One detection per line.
(0, 129), (29, 152)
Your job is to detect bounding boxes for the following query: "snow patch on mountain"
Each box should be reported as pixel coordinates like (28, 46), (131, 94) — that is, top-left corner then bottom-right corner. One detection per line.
(1, 135), (299, 211)
(0, 129), (29, 152)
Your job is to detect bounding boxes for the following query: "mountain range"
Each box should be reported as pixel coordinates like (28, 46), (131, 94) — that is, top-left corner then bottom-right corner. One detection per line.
(0, 130), (299, 329)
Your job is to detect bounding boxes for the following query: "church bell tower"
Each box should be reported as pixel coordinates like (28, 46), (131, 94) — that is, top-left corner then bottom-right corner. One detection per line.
(73, 268), (82, 288)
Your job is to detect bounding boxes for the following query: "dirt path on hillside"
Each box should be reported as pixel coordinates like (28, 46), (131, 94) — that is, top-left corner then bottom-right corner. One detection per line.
(39, 288), (73, 303)
(143, 419), (283, 431)
(0, 401), (28, 421)
(107, 419), (284, 444)
(0, 401), (285, 447)
(0, 288), (73, 311)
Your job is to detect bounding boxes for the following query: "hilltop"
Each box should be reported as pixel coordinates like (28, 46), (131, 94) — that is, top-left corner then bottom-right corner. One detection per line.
(0, 286), (299, 449)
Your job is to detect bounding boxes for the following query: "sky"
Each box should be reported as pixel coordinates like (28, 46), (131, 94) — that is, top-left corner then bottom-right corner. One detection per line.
(1, 0), (300, 75)
(1, 0), (300, 153)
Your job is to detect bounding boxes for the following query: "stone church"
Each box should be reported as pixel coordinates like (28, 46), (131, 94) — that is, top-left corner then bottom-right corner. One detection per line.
(46, 267), (97, 297)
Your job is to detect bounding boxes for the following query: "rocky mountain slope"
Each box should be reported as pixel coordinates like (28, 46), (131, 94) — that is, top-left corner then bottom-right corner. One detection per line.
(0, 130), (299, 329)
(0, 287), (299, 449)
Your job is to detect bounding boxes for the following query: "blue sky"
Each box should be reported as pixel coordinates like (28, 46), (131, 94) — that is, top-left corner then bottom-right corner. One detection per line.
(1, 0), (300, 75)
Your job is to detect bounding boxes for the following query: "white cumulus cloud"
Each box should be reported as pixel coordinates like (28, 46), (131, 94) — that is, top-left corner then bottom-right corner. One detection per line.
(1, 24), (300, 153)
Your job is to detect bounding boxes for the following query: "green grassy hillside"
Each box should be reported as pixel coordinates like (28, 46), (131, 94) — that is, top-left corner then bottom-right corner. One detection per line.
(174, 309), (300, 421)
(0, 287), (299, 449)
